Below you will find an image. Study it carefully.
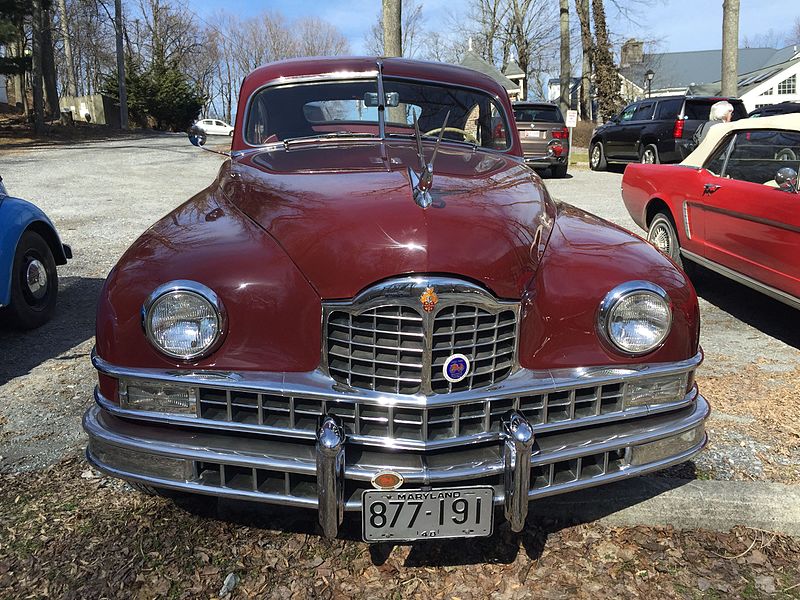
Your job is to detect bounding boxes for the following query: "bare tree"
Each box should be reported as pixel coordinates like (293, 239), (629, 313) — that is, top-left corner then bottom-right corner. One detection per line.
(575, 0), (592, 120)
(383, 0), (402, 57)
(721, 0), (739, 97)
(31, 0), (45, 132)
(559, 0), (570, 114)
(366, 0), (423, 57)
(295, 17), (350, 56)
(57, 0), (78, 96)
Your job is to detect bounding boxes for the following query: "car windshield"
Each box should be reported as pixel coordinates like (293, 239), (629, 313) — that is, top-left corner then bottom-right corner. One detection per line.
(513, 105), (563, 123)
(244, 77), (511, 150)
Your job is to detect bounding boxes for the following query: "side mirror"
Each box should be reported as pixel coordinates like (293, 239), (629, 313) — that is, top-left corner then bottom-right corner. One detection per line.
(775, 167), (798, 193)
(188, 125), (207, 147)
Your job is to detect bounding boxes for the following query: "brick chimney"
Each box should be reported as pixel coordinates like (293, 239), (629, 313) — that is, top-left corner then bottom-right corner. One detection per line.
(620, 39), (644, 68)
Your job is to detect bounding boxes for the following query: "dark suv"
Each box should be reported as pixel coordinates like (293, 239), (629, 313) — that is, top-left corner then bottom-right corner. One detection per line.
(749, 102), (800, 118)
(589, 95), (747, 170)
(512, 102), (570, 177)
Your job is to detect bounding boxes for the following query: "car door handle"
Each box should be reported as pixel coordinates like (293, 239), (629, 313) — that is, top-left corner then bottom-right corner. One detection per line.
(703, 183), (721, 195)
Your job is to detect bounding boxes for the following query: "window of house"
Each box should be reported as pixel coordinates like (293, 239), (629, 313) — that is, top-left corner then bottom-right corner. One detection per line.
(760, 87), (774, 96)
(777, 74), (796, 95)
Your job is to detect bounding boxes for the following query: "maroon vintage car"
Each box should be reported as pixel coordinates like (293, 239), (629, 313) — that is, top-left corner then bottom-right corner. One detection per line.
(84, 57), (708, 542)
(622, 114), (800, 310)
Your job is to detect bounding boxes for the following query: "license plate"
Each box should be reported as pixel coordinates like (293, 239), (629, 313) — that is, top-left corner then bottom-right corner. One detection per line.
(362, 486), (494, 542)
(522, 130), (541, 138)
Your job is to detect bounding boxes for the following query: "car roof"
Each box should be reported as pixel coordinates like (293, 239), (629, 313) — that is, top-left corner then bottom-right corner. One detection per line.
(512, 101), (558, 107)
(681, 113), (800, 166)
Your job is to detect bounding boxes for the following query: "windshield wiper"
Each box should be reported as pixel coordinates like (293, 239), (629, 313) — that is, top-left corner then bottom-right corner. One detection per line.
(283, 131), (377, 147)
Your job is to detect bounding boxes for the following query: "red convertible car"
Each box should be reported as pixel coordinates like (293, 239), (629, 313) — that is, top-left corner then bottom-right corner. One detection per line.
(84, 57), (708, 541)
(622, 114), (800, 310)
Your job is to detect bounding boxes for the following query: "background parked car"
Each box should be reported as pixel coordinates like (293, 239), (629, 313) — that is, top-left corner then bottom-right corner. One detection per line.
(590, 95), (747, 170)
(749, 102), (800, 118)
(512, 101), (570, 177)
(621, 114), (800, 309)
(193, 118), (234, 136)
(0, 175), (71, 329)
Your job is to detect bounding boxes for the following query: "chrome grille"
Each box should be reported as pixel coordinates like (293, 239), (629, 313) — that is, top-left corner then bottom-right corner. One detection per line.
(326, 306), (424, 394)
(431, 306), (516, 393)
(323, 277), (520, 396)
(196, 380), (626, 443)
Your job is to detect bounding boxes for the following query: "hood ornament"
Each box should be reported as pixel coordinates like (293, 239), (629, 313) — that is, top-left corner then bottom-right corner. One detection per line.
(420, 286), (439, 312)
(408, 111), (450, 209)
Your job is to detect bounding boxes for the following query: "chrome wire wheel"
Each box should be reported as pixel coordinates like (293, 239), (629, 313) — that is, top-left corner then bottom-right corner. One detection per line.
(647, 212), (683, 269)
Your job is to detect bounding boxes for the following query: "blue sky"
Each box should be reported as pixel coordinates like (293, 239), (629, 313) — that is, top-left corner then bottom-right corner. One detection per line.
(189, 0), (795, 55)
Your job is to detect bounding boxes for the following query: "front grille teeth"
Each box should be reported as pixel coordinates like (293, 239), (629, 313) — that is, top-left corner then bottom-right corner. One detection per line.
(323, 279), (520, 396)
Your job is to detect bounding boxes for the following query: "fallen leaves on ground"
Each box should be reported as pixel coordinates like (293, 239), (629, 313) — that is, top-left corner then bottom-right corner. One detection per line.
(1, 453), (798, 599)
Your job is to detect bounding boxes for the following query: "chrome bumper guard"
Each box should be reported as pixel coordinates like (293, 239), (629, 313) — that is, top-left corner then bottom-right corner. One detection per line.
(84, 393), (709, 538)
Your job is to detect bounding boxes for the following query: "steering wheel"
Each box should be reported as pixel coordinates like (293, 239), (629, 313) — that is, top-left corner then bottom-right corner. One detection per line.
(423, 126), (479, 145)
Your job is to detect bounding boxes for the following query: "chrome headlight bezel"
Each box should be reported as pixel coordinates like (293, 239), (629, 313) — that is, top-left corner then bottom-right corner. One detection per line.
(142, 280), (227, 360)
(597, 281), (672, 356)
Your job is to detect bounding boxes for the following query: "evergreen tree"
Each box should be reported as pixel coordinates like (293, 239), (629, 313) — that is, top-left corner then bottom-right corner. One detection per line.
(0, 0), (31, 76)
(591, 0), (623, 121)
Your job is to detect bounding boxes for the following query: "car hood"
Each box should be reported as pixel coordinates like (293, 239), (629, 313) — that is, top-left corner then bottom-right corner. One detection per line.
(226, 139), (555, 300)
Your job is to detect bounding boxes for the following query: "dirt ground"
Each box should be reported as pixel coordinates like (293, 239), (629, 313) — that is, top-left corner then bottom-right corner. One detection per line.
(1, 454), (798, 599)
(0, 134), (798, 598)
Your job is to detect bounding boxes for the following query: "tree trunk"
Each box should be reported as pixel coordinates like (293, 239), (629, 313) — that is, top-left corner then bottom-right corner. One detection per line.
(382, 0), (402, 56)
(721, 0), (739, 97)
(57, 0), (78, 97)
(41, 7), (60, 117)
(31, 0), (45, 133)
(576, 0), (592, 121)
(115, 0), (129, 129)
(559, 0), (571, 115)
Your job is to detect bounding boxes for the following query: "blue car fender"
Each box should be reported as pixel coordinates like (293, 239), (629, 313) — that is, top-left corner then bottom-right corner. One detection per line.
(0, 196), (71, 307)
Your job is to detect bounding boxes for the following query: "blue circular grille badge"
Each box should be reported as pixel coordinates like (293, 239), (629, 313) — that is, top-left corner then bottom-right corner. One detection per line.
(443, 353), (470, 383)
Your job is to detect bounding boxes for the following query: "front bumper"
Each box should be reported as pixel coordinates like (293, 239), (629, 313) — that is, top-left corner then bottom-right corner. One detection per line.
(84, 392), (708, 537)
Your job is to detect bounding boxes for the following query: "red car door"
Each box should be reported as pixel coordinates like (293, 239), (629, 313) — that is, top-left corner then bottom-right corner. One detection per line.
(696, 129), (800, 298)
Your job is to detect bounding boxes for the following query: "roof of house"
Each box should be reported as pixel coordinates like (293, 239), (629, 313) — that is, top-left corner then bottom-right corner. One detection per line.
(686, 55), (800, 97)
(502, 60), (525, 78)
(460, 50), (518, 91)
(620, 45), (800, 90)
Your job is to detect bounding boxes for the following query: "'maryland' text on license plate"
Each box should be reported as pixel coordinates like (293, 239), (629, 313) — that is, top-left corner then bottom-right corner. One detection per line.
(362, 486), (494, 542)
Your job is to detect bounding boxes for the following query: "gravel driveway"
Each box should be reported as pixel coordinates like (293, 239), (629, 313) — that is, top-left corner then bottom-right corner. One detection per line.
(1, 136), (798, 482)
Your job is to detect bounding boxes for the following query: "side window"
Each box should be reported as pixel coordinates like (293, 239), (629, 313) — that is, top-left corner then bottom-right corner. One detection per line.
(215, 120), (225, 126)
(633, 102), (655, 121)
(619, 104), (637, 122)
(703, 134), (734, 175)
(723, 130), (800, 184)
(655, 98), (682, 120)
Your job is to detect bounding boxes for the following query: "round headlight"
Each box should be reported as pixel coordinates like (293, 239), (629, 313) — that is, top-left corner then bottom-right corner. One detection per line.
(598, 281), (672, 355)
(143, 281), (226, 360)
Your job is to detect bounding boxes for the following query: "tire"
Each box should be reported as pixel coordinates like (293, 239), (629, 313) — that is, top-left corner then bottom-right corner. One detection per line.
(1, 230), (58, 329)
(640, 144), (659, 164)
(229, 130), (234, 137)
(589, 141), (607, 171)
(647, 212), (684, 269)
(551, 164), (568, 178)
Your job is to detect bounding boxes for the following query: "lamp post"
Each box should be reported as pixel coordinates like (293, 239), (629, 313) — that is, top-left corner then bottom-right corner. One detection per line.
(645, 69), (655, 98)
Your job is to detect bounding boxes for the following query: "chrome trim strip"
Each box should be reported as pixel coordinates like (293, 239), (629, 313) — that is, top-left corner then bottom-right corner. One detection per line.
(84, 396), (708, 484)
(681, 249), (800, 310)
(84, 396), (709, 513)
(682, 201), (692, 239)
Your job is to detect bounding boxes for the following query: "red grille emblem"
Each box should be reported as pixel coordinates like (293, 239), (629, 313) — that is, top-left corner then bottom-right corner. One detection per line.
(420, 287), (438, 312)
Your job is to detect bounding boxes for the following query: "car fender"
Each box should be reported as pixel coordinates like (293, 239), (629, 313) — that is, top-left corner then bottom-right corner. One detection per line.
(0, 196), (70, 307)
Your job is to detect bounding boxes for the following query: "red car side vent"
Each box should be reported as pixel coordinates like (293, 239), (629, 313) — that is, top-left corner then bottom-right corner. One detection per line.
(673, 118), (684, 139)
(552, 127), (569, 139)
